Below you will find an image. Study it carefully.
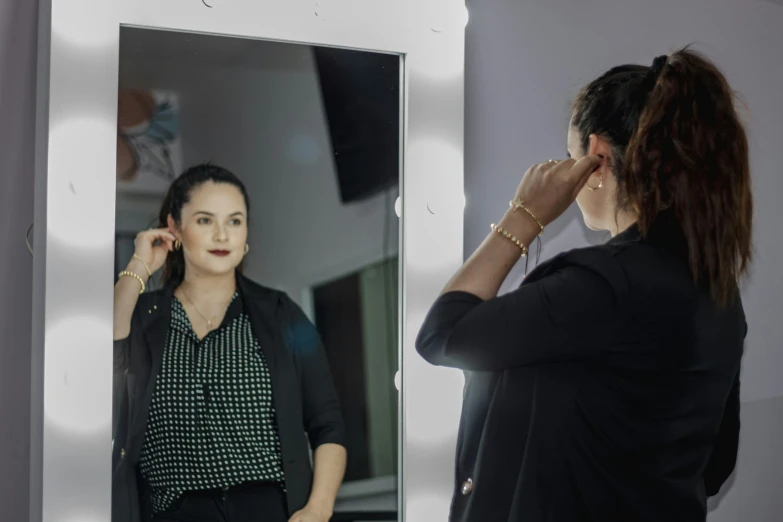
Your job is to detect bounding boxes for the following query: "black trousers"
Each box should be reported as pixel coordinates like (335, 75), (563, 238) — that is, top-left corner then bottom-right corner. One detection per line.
(151, 481), (288, 522)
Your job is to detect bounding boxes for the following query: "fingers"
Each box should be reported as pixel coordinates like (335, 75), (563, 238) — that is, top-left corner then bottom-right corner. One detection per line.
(569, 154), (603, 182)
(136, 228), (177, 251)
(138, 228), (176, 242)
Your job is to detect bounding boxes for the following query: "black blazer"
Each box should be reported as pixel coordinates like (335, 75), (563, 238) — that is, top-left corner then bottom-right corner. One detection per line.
(112, 274), (346, 522)
(416, 211), (745, 522)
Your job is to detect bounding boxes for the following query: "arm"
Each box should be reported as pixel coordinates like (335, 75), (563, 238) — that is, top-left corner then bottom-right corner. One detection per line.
(440, 207), (541, 300)
(703, 371), (742, 497)
(303, 443), (348, 519)
(113, 256), (150, 340)
(113, 257), (149, 372)
(416, 248), (628, 372)
(283, 297), (347, 519)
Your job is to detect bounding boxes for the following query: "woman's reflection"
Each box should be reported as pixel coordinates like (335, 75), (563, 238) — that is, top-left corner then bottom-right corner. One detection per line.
(112, 163), (347, 522)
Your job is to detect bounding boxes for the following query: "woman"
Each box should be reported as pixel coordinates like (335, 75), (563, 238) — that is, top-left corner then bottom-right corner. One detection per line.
(112, 163), (347, 522)
(416, 49), (751, 522)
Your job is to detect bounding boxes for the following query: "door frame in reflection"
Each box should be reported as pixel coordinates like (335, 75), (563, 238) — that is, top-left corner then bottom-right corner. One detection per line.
(302, 253), (400, 504)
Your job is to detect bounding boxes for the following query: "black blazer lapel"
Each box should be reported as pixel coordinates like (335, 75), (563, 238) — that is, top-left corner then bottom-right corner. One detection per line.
(238, 275), (283, 371)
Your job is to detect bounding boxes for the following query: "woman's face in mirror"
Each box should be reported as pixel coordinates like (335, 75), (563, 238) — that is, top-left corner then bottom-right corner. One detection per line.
(171, 181), (249, 276)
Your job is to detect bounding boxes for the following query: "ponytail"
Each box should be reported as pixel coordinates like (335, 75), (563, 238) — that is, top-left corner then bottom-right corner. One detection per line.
(158, 184), (187, 288)
(572, 46), (753, 306)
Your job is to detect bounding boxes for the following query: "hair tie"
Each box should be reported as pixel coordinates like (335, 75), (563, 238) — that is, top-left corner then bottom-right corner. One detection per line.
(648, 55), (669, 82)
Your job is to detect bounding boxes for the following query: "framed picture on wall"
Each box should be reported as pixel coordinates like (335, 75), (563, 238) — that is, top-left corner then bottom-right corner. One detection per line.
(116, 88), (183, 195)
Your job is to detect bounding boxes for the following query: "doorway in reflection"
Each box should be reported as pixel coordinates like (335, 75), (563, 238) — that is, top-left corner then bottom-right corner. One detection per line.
(113, 26), (401, 521)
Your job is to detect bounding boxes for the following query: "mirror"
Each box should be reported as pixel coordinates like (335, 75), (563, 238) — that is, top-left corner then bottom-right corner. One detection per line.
(113, 26), (400, 521)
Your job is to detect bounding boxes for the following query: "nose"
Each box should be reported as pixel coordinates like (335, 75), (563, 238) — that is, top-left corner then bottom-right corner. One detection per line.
(213, 223), (228, 242)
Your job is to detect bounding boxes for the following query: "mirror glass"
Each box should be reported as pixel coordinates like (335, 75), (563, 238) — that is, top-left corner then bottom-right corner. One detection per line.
(113, 26), (400, 521)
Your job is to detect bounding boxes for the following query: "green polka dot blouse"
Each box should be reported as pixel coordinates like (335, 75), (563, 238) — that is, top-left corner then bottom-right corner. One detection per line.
(138, 292), (286, 513)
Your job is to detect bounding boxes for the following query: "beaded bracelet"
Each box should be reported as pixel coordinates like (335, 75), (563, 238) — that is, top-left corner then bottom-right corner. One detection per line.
(509, 199), (544, 236)
(490, 224), (528, 257)
(118, 270), (146, 294)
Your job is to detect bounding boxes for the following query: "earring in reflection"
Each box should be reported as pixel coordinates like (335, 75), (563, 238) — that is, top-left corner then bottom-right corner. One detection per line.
(586, 173), (603, 191)
(174, 239), (182, 251)
(244, 244), (249, 255)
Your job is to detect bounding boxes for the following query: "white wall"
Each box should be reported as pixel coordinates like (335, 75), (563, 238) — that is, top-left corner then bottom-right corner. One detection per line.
(117, 36), (399, 310)
(0, 0), (38, 520)
(464, 0), (783, 519)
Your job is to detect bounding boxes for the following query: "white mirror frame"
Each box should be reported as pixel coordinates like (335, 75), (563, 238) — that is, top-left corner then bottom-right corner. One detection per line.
(32, 1), (466, 522)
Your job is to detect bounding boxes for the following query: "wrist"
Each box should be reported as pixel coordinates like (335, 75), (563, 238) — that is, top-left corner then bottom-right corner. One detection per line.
(125, 259), (151, 282)
(499, 209), (539, 247)
(305, 498), (334, 518)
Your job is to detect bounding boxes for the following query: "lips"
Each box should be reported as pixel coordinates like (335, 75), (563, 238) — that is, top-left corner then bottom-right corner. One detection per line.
(209, 250), (230, 257)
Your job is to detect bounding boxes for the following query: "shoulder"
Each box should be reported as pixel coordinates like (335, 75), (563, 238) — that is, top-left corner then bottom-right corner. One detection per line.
(531, 243), (633, 289)
(237, 275), (303, 318)
(550, 238), (692, 306)
(526, 240), (670, 305)
(238, 276), (287, 303)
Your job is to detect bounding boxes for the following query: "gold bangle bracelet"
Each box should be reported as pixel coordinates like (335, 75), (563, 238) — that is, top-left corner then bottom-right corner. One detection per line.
(132, 253), (152, 278)
(490, 224), (528, 257)
(118, 270), (146, 294)
(509, 199), (544, 235)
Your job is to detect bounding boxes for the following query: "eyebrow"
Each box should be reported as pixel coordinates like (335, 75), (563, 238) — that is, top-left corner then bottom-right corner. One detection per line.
(193, 211), (246, 217)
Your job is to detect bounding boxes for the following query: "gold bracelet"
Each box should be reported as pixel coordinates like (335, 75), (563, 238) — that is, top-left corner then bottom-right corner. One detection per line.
(490, 224), (528, 257)
(118, 270), (146, 294)
(509, 199), (544, 236)
(132, 253), (152, 278)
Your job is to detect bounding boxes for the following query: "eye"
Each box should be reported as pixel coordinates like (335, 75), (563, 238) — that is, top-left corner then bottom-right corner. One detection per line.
(229, 218), (243, 226)
(197, 217), (211, 225)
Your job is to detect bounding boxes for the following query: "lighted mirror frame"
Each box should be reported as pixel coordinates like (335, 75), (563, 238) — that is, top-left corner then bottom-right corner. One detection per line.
(32, 1), (466, 521)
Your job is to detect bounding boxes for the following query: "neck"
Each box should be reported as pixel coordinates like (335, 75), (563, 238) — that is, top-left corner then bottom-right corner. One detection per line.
(608, 208), (639, 237)
(179, 269), (237, 300)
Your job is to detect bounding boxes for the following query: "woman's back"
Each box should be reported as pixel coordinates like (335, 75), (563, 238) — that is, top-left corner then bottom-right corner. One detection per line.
(566, 216), (744, 520)
(428, 212), (744, 522)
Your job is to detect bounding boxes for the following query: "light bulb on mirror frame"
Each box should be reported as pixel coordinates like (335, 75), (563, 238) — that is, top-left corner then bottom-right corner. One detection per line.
(461, 6), (469, 28)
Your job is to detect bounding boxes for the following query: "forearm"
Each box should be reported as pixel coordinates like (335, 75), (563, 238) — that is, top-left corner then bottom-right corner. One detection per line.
(442, 209), (540, 300)
(306, 443), (347, 517)
(113, 258), (149, 340)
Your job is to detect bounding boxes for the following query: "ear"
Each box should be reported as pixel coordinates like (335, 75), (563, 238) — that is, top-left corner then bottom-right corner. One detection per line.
(587, 134), (612, 169)
(587, 133), (612, 156)
(166, 214), (178, 237)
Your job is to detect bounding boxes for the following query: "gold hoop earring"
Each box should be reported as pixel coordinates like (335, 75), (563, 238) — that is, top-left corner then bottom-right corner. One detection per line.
(174, 239), (182, 251)
(586, 173), (604, 191)
(244, 244), (249, 255)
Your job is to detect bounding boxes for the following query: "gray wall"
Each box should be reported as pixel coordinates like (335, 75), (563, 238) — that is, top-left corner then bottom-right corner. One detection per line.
(464, 0), (783, 519)
(0, 0), (37, 521)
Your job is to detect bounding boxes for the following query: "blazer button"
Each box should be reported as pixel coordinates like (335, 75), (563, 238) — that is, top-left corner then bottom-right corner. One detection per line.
(120, 448), (126, 459)
(461, 478), (473, 495)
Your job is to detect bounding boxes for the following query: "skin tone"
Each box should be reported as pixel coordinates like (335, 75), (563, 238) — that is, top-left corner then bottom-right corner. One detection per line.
(568, 125), (638, 236)
(441, 125), (638, 300)
(113, 181), (346, 522)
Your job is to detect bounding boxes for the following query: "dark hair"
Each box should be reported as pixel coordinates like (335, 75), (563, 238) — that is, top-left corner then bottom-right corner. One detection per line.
(571, 46), (753, 306)
(157, 163), (251, 287)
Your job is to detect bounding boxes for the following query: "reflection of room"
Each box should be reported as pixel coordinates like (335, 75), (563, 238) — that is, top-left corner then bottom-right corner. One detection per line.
(115, 28), (400, 515)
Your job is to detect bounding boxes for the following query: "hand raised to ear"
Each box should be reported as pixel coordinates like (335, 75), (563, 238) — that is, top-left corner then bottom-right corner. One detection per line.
(512, 155), (603, 227)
